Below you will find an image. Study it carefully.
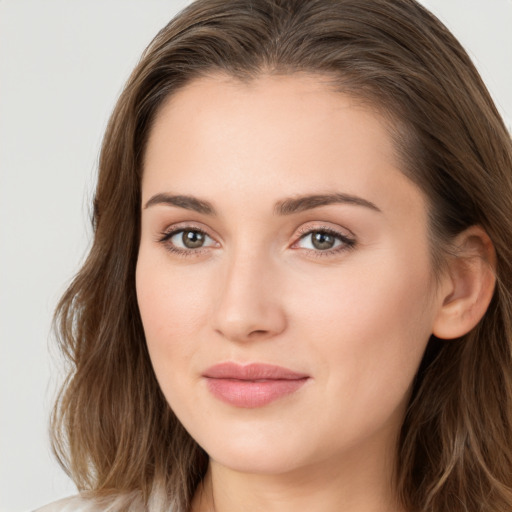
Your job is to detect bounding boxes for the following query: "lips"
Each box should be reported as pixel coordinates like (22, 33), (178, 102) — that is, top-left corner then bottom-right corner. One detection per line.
(202, 362), (309, 408)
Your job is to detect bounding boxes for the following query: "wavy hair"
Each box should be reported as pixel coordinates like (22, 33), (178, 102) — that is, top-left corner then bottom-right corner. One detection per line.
(51, 1), (512, 511)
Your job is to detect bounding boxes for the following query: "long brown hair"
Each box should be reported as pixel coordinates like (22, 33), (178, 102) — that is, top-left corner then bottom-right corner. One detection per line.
(51, 1), (512, 510)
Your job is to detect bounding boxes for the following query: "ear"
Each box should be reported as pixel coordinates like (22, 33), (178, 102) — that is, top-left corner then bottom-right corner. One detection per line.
(432, 225), (496, 340)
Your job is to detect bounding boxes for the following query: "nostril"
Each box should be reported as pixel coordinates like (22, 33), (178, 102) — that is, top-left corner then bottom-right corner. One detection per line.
(248, 329), (268, 337)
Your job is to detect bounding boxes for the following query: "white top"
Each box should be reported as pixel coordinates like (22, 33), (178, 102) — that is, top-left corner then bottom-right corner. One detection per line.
(34, 496), (99, 512)
(33, 491), (172, 512)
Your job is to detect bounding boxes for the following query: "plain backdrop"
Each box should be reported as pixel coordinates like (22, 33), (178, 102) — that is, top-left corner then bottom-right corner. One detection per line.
(0, 1), (511, 511)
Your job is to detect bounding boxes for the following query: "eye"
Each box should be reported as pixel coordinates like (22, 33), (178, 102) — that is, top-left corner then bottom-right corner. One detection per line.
(294, 227), (355, 254)
(159, 227), (217, 254)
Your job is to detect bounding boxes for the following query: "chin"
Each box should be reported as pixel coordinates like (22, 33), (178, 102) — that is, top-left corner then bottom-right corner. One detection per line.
(208, 442), (307, 475)
(186, 415), (322, 475)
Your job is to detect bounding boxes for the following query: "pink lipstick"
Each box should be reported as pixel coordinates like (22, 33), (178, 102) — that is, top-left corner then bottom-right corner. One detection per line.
(202, 362), (309, 408)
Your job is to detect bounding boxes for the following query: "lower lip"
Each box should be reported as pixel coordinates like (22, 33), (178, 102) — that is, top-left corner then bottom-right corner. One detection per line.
(205, 377), (309, 408)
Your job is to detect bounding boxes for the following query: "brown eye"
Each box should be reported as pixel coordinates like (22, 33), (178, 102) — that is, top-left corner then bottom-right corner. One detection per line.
(311, 231), (336, 250)
(295, 228), (355, 253)
(182, 230), (206, 248)
(161, 228), (217, 253)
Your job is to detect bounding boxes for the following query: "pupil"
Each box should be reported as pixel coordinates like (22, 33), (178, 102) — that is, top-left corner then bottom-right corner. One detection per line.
(183, 230), (205, 249)
(312, 232), (335, 250)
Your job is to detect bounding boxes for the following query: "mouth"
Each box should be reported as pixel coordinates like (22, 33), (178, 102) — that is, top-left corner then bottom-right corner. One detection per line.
(202, 362), (310, 408)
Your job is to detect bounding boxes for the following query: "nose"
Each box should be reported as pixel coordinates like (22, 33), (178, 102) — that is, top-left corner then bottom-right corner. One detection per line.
(212, 250), (288, 343)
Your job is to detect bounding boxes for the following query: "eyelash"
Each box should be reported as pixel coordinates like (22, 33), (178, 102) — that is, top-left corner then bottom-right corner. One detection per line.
(294, 226), (356, 257)
(157, 225), (356, 258)
(158, 227), (216, 258)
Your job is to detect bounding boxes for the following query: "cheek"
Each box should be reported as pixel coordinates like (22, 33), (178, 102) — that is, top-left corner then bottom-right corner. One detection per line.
(135, 251), (211, 374)
(292, 246), (435, 413)
(293, 245), (434, 342)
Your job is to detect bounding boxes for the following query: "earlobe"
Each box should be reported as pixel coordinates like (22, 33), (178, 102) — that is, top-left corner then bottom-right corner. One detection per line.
(432, 226), (496, 340)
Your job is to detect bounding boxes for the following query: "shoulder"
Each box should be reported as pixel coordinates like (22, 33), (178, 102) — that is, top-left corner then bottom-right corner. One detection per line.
(32, 495), (99, 512)
(32, 490), (156, 512)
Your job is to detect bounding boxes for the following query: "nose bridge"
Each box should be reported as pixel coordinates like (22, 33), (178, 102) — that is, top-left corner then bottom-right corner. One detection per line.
(212, 242), (287, 342)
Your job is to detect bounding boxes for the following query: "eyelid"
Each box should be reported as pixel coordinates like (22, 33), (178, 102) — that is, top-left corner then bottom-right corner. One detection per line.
(159, 226), (214, 242)
(158, 221), (217, 240)
(162, 229), (217, 246)
(157, 222), (220, 257)
(291, 224), (357, 256)
(295, 223), (355, 239)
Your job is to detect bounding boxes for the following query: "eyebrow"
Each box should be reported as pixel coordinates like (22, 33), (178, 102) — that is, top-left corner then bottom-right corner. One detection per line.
(143, 192), (381, 215)
(274, 193), (381, 215)
(144, 193), (215, 215)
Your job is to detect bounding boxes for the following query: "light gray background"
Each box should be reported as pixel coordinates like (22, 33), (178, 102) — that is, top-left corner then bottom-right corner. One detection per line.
(1, 1), (511, 511)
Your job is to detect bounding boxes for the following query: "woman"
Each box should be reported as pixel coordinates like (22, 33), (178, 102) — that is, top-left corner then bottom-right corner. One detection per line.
(38, 0), (512, 511)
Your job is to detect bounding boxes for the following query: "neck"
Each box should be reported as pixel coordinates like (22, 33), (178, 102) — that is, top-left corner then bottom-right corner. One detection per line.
(191, 432), (405, 512)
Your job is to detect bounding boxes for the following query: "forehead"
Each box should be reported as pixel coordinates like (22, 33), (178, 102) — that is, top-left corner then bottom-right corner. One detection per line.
(147, 72), (394, 157)
(142, 72), (424, 219)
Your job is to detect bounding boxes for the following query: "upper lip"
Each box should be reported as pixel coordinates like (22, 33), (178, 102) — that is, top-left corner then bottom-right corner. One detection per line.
(202, 362), (309, 381)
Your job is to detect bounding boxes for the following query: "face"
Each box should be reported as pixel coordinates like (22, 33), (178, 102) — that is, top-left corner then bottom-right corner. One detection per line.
(136, 73), (444, 476)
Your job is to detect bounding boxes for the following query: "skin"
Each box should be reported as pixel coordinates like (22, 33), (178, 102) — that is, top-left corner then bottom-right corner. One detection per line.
(136, 73), (454, 512)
